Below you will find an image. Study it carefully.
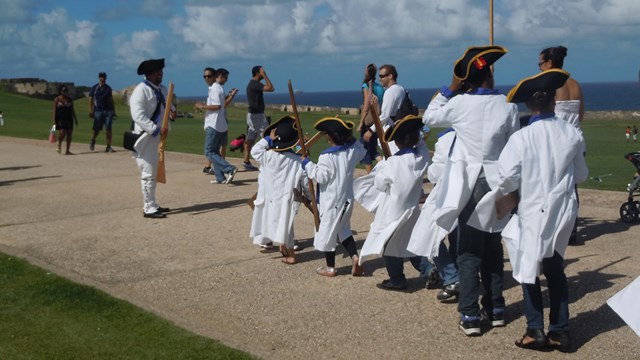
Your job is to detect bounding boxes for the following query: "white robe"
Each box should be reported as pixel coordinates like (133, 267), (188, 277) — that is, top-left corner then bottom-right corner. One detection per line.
(422, 92), (519, 232)
(488, 116), (588, 284)
(359, 142), (430, 263)
(249, 138), (305, 248)
(407, 132), (455, 259)
(305, 140), (366, 252)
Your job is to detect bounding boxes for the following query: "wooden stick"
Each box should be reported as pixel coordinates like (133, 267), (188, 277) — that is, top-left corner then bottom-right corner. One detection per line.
(288, 80), (320, 230)
(368, 104), (391, 159)
(156, 82), (174, 184)
(296, 131), (323, 154)
(489, 0), (494, 45)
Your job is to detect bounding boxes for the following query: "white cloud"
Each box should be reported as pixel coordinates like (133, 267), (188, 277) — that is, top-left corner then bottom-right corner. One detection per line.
(0, 0), (37, 22)
(114, 30), (162, 68)
(0, 8), (100, 71)
(140, 0), (175, 19)
(502, 0), (640, 42)
(65, 21), (98, 62)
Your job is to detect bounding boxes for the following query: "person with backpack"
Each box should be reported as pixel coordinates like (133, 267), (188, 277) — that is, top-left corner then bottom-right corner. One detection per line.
(363, 64), (417, 154)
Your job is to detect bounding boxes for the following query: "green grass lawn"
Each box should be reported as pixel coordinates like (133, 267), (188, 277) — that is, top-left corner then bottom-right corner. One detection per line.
(0, 254), (254, 360)
(1, 89), (639, 191)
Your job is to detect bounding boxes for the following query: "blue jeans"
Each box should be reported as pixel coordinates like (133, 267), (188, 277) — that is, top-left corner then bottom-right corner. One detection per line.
(456, 177), (505, 317)
(383, 255), (427, 286)
(433, 240), (459, 286)
(205, 127), (234, 182)
(93, 110), (114, 131)
(522, 251), (569, 332)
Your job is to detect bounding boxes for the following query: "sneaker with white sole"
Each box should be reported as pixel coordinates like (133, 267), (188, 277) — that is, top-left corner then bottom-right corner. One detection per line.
(480, 308), (505, 327)
(243, 161), (258, 170)
(223, 167), (238, 184)
(459, 314), (481, 336)
(437, 281), (460, 303)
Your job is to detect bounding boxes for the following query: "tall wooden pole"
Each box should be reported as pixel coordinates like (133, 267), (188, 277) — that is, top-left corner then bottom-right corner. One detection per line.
(489, 0), (494, 45)
(288, 80), (320, 230)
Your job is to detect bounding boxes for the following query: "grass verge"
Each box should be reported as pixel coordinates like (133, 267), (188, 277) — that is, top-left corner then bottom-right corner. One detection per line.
(0, 253), (255, 360)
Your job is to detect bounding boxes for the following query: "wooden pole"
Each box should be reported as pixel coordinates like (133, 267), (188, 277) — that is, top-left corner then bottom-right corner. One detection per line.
(156, 82), (174, 184)
(368, 104), (391, 159)
(489, 0), (494, 45)
(288, 80), (320, 230)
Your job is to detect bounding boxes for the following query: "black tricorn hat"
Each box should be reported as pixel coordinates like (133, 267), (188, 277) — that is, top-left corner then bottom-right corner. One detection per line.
(384, 115), (423, 142)
(137, 58), (165, 75)
(453, 45), (507, 80)
(314, 117), (354, 134)
(506, 69), (570, 103)
(263, 116), (299, 151)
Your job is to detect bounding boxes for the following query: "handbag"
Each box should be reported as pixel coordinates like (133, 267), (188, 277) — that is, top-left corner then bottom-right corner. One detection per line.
(123, 131), (141, 151)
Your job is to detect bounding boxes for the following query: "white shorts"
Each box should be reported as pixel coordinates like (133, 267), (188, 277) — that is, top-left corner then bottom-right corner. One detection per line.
(246, 113), (268, 141)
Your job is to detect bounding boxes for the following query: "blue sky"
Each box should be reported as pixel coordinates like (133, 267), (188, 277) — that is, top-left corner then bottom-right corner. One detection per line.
(1, 0), (639, 97)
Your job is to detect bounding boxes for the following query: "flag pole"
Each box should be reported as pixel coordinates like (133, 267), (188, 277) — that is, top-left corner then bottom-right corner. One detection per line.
(489, 0), (494, 45)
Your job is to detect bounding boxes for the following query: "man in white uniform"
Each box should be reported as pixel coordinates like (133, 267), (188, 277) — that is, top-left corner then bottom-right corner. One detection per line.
(422, 46), (519, 336)
(129, 58), (175, 218)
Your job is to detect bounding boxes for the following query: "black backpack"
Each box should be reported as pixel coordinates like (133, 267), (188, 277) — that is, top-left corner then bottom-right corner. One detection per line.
(393, 90), (419, 121)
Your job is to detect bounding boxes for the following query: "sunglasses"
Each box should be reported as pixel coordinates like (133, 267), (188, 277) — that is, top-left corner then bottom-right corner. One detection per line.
(537, 60), (548, 68)
(379, 73), (390, 79)
(203, 74), (214, 79)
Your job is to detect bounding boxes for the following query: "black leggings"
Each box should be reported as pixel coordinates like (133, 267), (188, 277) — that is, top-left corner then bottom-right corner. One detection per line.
(324, 236), (358, 268)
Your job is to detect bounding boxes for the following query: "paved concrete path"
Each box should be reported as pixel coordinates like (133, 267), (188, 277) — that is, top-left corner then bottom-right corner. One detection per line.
(1, 136), (639, 359)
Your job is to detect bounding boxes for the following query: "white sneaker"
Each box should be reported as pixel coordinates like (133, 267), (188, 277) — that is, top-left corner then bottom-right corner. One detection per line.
(223, 167), (238, 184)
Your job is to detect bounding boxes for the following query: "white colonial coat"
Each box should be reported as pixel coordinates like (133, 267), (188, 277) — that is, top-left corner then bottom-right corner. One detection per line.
(250, 138), (305, 248)
(422, 92), (519, 233)
(359, 142), (430, 263)
(304, 140), (366, 252)
(407, 131), (455, 259)
(490, 116), (588, 284)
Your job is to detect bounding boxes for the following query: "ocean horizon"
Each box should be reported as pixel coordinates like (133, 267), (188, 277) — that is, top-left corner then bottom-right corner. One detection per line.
(183, 81), (640, 112)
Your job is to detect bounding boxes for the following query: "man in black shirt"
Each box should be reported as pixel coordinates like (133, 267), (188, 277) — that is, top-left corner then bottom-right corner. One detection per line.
(89, 72), (117, 152)
(244, 65), (274, 170)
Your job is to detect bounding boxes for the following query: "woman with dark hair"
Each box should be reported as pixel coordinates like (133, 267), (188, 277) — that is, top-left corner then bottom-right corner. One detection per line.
(52, 85), (78, 154)
(538, 46), (584, 130)
(539, 46), (585, 245)
(358, 64), (385, 173)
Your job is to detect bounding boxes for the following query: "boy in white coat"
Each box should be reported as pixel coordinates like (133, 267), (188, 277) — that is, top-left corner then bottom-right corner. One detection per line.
(250, 116), (305, 265)
(358, 116), (431, 291)
(497, 69), (588, 352)
(302, 117), (366, 277)
(422, 46), (519, 336)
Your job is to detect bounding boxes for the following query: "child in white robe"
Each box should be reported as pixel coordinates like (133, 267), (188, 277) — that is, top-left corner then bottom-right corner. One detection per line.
(497, 69), (588, 351)
(250, 116), (305, 265)
(302, 117), (366, 277)
(359, 116), (431, 290)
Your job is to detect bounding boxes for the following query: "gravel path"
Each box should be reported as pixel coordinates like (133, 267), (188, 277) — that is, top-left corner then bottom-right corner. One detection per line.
(1, 136), (639, 359)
